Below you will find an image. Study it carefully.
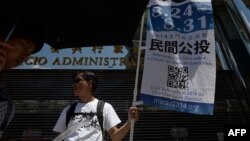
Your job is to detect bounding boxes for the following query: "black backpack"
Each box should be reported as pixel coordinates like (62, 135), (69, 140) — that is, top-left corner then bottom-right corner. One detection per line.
(0, 81), (15, 132)
(65, 100), (109, 140)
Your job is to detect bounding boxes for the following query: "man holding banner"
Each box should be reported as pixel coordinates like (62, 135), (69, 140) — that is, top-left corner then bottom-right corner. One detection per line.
(53, 71), (140, 141)
(141, 0), (216, 115)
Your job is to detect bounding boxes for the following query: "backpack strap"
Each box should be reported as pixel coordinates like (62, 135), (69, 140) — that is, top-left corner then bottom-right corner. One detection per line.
(96, 100), (105, 134)
(97, 100), (110, 140)
(66, 102), (78, 127)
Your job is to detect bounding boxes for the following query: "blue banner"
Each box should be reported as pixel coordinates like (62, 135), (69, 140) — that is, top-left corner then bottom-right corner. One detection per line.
(141, 0), (216, 115)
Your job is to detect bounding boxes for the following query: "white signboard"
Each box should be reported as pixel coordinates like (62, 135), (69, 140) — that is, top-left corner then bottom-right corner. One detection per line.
(15, 43), (129, 70)
(140, 0), (216, 115)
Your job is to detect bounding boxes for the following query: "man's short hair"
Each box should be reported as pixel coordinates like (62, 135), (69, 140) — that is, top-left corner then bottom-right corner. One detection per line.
(9, 16), (44, 54)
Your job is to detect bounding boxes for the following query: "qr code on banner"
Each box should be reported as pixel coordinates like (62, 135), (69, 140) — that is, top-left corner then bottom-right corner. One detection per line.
(167, 65), (189, 89)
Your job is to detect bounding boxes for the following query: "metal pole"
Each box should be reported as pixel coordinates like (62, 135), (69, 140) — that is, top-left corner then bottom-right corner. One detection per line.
(4, 17), (21, 41)
(129, 12), (145, 141)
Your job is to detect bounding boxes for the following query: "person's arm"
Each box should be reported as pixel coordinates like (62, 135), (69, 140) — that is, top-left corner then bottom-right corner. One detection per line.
(108, 107), (140, 141)
(0, 41), (15, 71)
(0, 41), (15, 49)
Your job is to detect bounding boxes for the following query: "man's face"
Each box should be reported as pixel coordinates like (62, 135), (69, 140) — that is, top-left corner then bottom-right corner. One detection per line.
(2, 38), (36, 69)
(73, 73), (93, 96)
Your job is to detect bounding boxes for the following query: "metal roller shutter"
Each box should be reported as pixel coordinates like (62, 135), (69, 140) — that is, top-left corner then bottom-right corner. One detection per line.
(0, 70), (249, 141)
